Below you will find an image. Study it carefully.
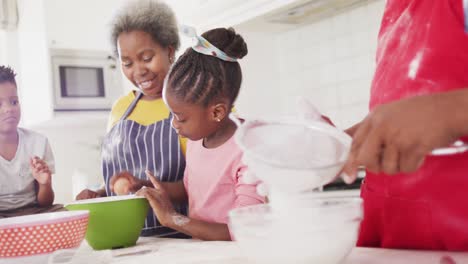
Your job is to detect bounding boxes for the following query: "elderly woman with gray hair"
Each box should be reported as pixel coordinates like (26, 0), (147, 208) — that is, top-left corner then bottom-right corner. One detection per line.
(76, 0), (188, 238)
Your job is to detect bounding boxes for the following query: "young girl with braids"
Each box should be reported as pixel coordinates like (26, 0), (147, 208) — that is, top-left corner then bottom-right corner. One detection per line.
(136, 27), (265, 241)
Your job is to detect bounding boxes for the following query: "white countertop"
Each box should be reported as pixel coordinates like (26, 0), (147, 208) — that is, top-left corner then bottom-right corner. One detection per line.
(21, 237), (463, 264)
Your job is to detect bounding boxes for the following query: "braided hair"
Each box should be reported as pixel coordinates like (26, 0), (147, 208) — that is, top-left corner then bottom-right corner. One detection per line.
(166, 28), (248, 107)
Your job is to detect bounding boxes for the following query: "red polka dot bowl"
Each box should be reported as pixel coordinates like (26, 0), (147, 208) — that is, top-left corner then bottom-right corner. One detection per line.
(0, 210), (89, 258)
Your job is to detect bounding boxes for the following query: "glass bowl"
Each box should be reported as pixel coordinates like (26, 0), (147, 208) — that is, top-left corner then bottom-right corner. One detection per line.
(229, 197), (362, 264)
(235, 119), (352, 193)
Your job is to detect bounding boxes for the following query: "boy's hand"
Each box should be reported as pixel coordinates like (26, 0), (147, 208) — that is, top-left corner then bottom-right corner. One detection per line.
(136, 170), (176, 227)
(30, 156), (52, 185)
(109, 171), (142, 194)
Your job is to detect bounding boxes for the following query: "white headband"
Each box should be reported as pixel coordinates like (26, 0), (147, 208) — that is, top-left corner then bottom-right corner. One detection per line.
(179, 25), (238, 62)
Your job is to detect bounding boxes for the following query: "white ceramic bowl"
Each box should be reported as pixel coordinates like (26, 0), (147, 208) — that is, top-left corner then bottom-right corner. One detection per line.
(235, 119), (351, 193)
(229, 197), (362, 264)
(0, 210), (89, 259)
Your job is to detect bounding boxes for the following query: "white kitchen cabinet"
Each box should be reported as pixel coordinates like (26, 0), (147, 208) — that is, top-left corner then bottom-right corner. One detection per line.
(175, 0), (299, 30)
(173, 0), (378, 31)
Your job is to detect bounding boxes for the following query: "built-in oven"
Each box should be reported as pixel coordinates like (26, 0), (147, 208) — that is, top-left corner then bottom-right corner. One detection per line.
(51, 49), (122, 111)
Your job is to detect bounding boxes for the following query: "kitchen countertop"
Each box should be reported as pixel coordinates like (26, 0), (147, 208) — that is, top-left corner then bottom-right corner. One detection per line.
(35, 237), (468, 264)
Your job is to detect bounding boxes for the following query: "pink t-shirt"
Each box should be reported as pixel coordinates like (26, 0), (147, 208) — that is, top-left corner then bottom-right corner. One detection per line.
(183, 135), (265, 225)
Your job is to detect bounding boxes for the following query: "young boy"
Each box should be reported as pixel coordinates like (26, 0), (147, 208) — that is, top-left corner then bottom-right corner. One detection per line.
(0, 65), (62, 218)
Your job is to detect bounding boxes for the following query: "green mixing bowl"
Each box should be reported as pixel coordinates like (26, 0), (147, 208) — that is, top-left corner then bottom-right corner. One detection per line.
(66, 195), (149, 250)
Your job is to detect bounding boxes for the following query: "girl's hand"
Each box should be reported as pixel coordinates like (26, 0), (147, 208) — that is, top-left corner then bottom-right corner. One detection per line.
(136, 170), (176, 227)
(30, 156), (52, 185)
(109, 171), (142, 194)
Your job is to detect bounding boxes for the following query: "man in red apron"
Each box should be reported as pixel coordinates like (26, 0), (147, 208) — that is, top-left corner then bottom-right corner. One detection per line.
(344, 0), (468, 250)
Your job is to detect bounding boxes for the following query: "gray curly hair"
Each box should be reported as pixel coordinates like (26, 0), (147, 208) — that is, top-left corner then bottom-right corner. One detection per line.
(110, 0), (180, 55)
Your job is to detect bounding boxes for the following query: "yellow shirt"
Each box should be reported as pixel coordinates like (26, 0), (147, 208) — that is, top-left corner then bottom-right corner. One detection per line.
(107, 91), (187, 154)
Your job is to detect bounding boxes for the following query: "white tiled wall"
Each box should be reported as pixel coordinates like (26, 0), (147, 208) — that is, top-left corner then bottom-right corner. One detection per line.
(234, 30), (281, 119)
(276, 0), (385, 129)
(237, 0), (386, 129)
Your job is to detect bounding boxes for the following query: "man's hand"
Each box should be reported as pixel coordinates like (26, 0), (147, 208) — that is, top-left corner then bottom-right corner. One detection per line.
(343, 90), (468, 182)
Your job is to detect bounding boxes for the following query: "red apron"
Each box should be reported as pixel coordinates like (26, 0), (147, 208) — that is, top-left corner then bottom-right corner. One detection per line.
(358, 0), (468, 250)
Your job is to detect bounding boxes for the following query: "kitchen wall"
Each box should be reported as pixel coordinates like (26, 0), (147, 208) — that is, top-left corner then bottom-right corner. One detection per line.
(233, 30), (281, 118)
(0, 31), (19, 68)
(15, 0), (54, 127)
(44, 0), (125, 52)
(236, 0), (386, 129)
(279, 0), (385, 129)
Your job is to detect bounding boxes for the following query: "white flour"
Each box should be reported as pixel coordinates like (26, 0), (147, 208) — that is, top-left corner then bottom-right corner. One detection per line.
(172, 214), (190, 227)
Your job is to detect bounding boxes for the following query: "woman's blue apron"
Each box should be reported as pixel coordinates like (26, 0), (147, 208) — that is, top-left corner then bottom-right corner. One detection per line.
(101, 91), (187, 237)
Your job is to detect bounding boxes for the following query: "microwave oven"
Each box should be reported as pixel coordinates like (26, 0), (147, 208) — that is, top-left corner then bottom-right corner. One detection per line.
(51, 49), (122, 111)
